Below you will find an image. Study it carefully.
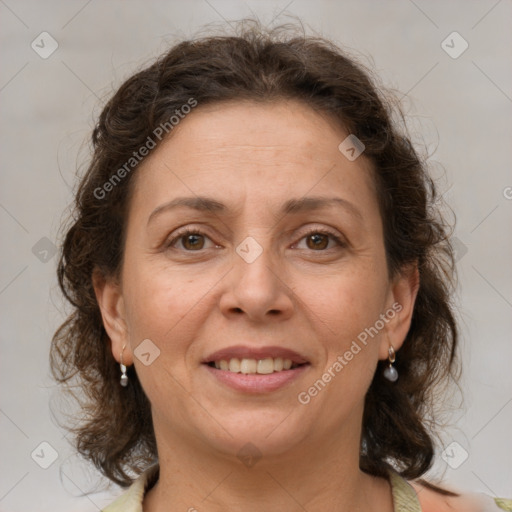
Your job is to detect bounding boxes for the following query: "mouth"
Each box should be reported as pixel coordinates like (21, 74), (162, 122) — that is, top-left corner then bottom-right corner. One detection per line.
(205, 357), (307, 374)
(202, 345), (310, 373)
(201, 345), (311, 393)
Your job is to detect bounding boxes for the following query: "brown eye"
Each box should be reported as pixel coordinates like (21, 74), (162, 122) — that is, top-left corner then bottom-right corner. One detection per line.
(295, 229), (345, 252)
(181, 233), (205, 250)
(306, 233), (330, 250)
(167, 229), (213, 251)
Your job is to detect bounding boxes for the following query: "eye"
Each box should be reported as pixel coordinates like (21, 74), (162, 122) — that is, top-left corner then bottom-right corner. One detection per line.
(166, 228), (216, 251)
(165, 227), (346, 253)
(294, 229), (345, 251)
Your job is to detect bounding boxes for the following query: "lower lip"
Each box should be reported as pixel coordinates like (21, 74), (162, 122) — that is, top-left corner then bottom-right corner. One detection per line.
(203, 364), (310, 393)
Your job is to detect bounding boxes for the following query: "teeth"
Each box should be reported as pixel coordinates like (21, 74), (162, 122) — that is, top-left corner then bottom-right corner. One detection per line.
(257, 358), (274, 374)
(240, 358), (257, 374)
(211, 357), (298, 374)
(229, 358), (240, 373)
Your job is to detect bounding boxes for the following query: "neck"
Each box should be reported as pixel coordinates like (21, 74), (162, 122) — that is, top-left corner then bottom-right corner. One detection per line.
(143, 422), (393, 512)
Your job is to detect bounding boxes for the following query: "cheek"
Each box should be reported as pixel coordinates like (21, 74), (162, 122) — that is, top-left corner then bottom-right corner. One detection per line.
(121, 255), (225, 374)
(305, 282), (385, 410)
(301, 264), (388, 401)
(121, 255), (197, 343)
(306, 264), (388, 340)
(121, 262), (200, 403)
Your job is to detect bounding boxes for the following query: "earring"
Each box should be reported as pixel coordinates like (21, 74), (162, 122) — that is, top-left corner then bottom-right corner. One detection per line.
(383, 345), (398, 382)
(120, 344), (129, 387)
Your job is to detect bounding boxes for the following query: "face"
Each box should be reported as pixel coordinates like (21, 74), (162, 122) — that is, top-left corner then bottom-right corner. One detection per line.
(96, 99), (417, 463)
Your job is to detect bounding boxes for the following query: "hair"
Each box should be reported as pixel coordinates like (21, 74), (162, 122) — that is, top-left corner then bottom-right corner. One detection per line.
(51, 19), (459, 488)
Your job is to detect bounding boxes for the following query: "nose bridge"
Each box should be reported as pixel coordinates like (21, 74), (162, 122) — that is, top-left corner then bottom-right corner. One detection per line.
(235, 232), (279, 296)
(221, 231), (293, 320)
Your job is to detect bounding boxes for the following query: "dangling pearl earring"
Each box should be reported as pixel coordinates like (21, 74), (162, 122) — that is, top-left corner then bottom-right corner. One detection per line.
(383, 345), (398, 382)
(120, 344), (129, 387)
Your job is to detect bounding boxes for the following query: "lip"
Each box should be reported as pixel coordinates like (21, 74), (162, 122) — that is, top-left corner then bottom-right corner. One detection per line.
(202, 345), (309, 365)
(203, 363), (310, 393)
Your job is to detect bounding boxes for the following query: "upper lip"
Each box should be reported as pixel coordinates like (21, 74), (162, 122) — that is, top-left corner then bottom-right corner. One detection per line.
(202, 345), (309, 365)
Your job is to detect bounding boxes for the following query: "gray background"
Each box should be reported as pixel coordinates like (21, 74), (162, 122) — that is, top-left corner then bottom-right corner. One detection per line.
(1, 1), (511, 510)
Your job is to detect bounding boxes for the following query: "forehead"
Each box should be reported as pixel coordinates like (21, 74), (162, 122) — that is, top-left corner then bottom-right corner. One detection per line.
(157, 99), (351, 167)
(129, 99), (377, 220)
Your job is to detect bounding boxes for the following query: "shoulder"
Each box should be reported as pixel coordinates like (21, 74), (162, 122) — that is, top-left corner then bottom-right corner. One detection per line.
(102, 464), (159, 512)
(409, 480), (512, 512)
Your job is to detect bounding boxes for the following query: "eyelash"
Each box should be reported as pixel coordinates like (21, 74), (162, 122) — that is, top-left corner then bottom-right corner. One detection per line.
(165, 227), (346, 252)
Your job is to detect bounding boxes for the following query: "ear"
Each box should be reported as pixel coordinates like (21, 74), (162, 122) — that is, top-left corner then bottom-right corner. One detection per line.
(378, 262), (420, 360)
(92, 268), (133, 366)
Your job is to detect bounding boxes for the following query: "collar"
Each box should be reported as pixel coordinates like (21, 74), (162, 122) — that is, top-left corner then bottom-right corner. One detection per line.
(102, 464), (420, 511)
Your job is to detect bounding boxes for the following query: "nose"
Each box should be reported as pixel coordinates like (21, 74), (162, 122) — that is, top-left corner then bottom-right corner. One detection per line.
(218, 240), (295, 324)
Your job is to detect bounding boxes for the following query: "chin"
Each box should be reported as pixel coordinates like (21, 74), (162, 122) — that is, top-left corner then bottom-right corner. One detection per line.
(198, 412), (307, 462)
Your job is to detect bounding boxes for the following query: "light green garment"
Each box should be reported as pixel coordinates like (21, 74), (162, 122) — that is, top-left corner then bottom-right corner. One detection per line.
(103, 464), (512, 512)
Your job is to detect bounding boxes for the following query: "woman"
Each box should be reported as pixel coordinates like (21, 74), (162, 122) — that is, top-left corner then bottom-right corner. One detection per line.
(51, 21), (511, 512)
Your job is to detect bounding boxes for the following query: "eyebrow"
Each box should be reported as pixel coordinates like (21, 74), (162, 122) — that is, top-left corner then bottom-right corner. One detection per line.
(147, 195), (363, 226)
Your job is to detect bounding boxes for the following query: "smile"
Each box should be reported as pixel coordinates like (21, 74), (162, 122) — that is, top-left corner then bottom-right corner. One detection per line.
(207, 357), (304, 374)
(202, 346), (311, 393)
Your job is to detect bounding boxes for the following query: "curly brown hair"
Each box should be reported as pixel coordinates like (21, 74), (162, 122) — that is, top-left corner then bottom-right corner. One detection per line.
(51, 20), (459, 488)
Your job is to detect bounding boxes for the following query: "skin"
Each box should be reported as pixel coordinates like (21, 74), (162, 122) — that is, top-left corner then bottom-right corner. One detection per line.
(94, 99), (422, 511)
